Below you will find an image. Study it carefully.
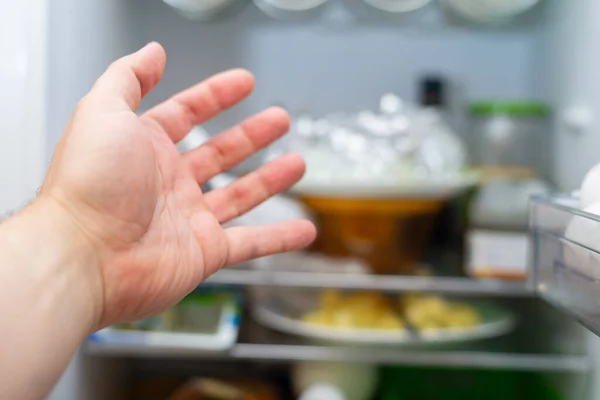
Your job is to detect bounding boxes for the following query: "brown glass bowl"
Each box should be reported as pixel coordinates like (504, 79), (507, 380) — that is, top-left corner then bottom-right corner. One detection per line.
(299, 196), (444, 275)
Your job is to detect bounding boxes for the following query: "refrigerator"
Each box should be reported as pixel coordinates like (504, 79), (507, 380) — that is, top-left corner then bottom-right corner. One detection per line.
(3, 0), (600, 398)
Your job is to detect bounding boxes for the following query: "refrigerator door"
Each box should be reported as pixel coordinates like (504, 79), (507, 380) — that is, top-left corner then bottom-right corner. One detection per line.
(540, 1), (600, 399)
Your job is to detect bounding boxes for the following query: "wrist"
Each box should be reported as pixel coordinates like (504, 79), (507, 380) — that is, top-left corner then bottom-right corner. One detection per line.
(0, 197), (104, 398)
(0, 196), (104, 334)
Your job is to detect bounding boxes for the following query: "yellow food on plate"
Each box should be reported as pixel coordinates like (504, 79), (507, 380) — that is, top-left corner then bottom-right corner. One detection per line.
(376, 312), (405, 330)
(301, 290), (480, 333)
(444, 304), (480, 328)
(302, 290), (404, 331)
(321, 289), (344, 310)
(401, 293), (480, 330)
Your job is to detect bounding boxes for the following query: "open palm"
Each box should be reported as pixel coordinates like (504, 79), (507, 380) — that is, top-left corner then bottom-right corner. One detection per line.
(41, 43), (316, 328)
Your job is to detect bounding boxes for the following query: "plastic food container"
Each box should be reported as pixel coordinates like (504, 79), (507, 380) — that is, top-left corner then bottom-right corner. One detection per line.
(529, 195), (600, 336)
(254, 0), (331, 20)
(90, 289), (242, 351)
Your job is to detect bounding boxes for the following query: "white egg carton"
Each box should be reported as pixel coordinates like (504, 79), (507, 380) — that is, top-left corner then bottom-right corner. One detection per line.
(529, 194), (600, 335)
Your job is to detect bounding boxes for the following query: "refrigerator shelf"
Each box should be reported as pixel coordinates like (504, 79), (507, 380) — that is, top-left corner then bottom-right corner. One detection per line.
(85, 337), (589, 373)
(530, 195), (600, 337)
(85, 342), (589, 372)
(85, 312), (590, 373)
(206, 269), (531, 297)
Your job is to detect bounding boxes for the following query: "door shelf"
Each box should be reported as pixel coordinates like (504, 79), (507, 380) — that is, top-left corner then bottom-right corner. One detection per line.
(530, 195), (600, 337)
(206, 269), (531, 297)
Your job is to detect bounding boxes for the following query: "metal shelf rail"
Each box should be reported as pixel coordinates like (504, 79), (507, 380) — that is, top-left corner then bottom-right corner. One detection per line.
(86, 341), (589, 372)
(207, 269), (532, 297)
(86, 313), (589, 373)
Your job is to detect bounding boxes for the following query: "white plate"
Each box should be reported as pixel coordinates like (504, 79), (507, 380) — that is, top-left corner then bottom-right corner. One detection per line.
(291, 174), (478, 199)
(253, 298), (516, 345)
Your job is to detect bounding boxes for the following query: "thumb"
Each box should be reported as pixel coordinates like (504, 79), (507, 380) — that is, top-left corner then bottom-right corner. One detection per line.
(86, 42), (166, 113)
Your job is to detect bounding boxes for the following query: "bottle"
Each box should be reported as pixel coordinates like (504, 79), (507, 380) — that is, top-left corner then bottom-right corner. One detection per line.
(299, 384), (346, 400)
(414, 75), (465, 177)
(292, 362), (377, 400)
(416, 75), (468, 276)
(420, 76), (446, 110)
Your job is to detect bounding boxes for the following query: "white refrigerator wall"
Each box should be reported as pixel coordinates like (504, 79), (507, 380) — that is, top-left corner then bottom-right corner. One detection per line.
(0, 0), (48, 214)
(47, 0), (139, 159)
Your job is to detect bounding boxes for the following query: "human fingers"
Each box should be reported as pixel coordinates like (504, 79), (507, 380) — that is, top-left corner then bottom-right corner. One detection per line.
(185, 106), (290, 184)
(142, 69), (255, 143)
(204, 152), (305, 223)
(223, 220), (317, 266)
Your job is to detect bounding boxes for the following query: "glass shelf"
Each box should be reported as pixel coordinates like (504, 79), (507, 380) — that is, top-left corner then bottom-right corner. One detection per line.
(206, 269), (531, 297)
(85, 318), (589, 373)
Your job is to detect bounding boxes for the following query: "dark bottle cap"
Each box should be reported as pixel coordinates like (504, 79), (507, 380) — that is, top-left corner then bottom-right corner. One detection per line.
(420, 76), (445, 108)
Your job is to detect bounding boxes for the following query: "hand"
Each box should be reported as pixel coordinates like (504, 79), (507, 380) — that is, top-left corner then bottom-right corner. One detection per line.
(40, 42), (316, 329)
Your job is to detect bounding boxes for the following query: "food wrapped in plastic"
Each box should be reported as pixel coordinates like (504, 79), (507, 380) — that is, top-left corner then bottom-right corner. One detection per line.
(264, 94), (467, 190)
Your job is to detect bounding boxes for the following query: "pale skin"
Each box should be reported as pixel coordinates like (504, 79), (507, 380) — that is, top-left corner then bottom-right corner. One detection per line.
(0, 42), (316, 399)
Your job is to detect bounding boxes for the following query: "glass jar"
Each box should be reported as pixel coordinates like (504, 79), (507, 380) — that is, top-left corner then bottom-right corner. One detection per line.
(466, 102), (551, 281)
(469, 101), (550, 179)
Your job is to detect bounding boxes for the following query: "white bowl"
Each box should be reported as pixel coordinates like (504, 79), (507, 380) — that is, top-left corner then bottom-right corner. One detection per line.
(444, 0), (539, 23)
(254, 0), (331, 20)
(363, 0), (431, 13)
(164, 0), (246, 20)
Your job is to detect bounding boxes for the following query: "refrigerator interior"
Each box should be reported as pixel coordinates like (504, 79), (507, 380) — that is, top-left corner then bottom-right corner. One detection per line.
(38, 0), (600, 399)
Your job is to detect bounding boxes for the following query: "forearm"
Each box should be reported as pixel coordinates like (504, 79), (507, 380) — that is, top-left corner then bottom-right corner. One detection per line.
(0, 197), (101, 399)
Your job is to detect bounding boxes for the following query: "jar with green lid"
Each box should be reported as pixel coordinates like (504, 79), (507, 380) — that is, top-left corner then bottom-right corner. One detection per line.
(469, 101), (551, 179)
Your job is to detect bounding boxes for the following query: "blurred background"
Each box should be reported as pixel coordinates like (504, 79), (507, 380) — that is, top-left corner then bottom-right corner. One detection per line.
(5, 0), (600, 399)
